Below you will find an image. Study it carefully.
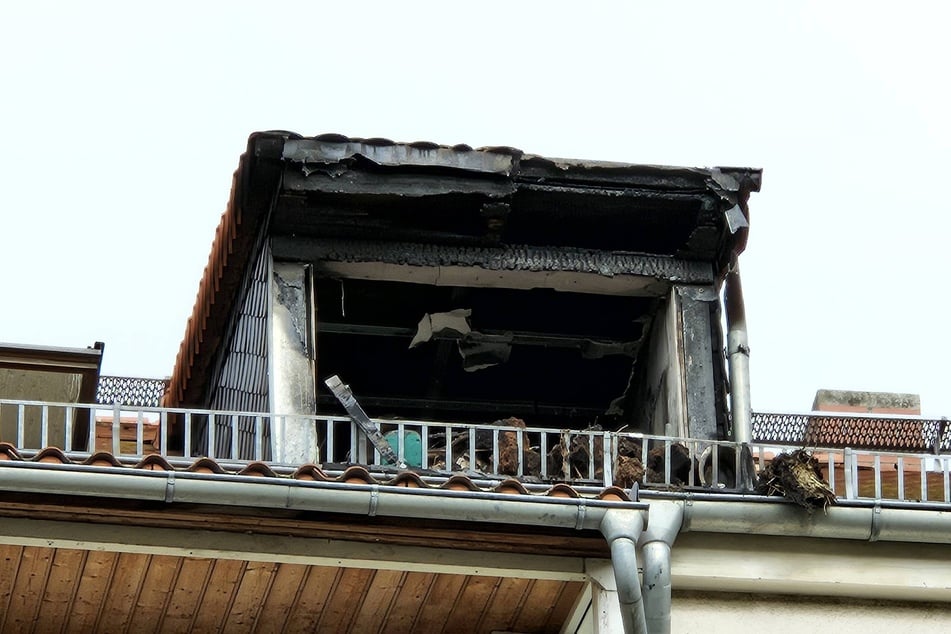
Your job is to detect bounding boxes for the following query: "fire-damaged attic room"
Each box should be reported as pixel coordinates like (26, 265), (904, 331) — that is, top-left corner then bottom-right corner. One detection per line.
(166, 132), (761, 446)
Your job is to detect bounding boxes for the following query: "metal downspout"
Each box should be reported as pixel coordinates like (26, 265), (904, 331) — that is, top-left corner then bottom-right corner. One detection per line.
(600, 508), (648, 634)
(639, 501), (684, 634)
(724, 261), (755, 490)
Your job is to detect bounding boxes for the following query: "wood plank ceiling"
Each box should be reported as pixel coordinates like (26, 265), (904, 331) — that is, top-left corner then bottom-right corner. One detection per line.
(0, 545), (583, 634)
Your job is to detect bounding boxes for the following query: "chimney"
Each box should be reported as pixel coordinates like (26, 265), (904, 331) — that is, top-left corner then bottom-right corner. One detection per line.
(812, 389), (921, 415)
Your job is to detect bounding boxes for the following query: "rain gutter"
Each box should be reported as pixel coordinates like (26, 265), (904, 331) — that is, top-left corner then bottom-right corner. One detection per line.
(635, 492), (951, 544)
(0, 460), (645, 530)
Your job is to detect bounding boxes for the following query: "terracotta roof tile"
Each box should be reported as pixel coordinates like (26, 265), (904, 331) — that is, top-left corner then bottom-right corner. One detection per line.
(548, 484), (581, 499)
(340, 465), (377, 484)
(442, 475), (483, 492)
(597, 486), (632, 502)
(237, 462), (278, 478)
(292, 464), (329, 481)
(33, 447), (71, 464)
(493, 480), (530, 495)
(135, 455), (174, 471)
(186, 458), (228, 474)
(0, 443), (21, 461)
(0, 448), (635, 502)
(165, 134), (280, 408)
(83, 452), (124, 468)
(391, 472), (427, 488)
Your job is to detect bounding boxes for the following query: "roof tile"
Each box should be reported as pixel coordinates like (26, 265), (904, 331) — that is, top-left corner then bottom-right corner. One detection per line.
(135, 455), (174, 471)
(83, 452), (124, 468)
(33, 447), (70, 464)
(0, 443), (21, 461)
(494, 480), (530, 495)
(0, 446), (634, 502)
(186, 458), (228, 474)
(340, 465), (376, 484)
(237, 462), (278, 478)
(292, 464), (330, 481)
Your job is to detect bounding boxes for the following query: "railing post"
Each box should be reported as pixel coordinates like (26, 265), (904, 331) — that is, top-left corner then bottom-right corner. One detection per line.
(112, 404), (121, 456)
(87, 405), (96, 453)
(40, 405), (49, 449)
(64, 405), (73, 453)
(16, 403), (25, 449)
(603, 433), (614, 487)
(873, 454), (882, 500)
(844, 447), (855, 500)
(160, 411), (169, 458)
(136, 411), (144, 456)
(516, 427), (524, 477)
(419, 423), (428, 469)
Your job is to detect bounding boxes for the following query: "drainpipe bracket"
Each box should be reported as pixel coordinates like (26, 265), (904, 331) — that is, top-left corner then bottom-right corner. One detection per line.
(164, 471), (176, 503)
(368, 486), (380, 517)
(575, 500), (588, 530)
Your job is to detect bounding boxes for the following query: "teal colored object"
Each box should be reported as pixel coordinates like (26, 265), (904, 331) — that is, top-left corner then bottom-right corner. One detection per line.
(384, 429), (422, 468)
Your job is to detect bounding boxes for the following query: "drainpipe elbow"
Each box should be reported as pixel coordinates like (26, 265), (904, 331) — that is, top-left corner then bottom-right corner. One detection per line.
(600, 509), (649, 634)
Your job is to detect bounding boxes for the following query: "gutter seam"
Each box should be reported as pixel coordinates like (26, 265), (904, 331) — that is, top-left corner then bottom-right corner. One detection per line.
(164, 471), (175, 503)
(369, 486), (380, 517)
(870, 504), (882, 542)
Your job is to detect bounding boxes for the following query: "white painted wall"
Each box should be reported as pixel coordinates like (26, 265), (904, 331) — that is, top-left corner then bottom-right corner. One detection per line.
(673, 591), (951, 632)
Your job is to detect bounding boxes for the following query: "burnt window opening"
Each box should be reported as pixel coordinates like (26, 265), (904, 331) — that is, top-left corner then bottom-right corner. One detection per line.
(311, 276), (656, 430)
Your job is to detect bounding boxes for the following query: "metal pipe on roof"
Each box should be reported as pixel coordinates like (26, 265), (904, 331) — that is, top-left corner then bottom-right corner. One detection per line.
(724, 262), (751, 445)
(638, 501), (684, 634)
(600, 509), (649, 634)
(724, 261), (756, 490)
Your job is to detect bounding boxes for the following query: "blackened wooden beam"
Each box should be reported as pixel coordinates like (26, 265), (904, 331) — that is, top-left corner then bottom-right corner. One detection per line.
(272, 237), (713, 294)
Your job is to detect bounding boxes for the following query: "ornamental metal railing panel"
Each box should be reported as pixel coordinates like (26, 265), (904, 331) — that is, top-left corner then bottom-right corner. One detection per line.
(753, 410), (951, 453)
(96, 376), (168, 408)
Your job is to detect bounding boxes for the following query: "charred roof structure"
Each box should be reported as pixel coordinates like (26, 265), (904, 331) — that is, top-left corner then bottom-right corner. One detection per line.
(167, 132), (761, 457)
(10, 133), (951, 633)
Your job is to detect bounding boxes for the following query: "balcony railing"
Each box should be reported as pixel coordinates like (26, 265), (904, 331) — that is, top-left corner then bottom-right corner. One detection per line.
(2, 398), (951, 505)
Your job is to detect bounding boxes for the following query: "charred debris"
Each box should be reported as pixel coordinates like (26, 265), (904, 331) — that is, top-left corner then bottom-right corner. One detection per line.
(187, 133), (787, 493)
(266, 135), (761, 440)
(270, 135), (761, 489)
(756, 449), (837, 511)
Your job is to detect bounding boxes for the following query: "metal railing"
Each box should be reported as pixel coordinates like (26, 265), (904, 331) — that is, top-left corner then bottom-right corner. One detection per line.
(2, 398), (951, 505)
(753, 410), (951, 453)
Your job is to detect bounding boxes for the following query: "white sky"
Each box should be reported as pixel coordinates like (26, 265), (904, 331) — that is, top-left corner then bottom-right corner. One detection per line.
(2, 2), (950, 416)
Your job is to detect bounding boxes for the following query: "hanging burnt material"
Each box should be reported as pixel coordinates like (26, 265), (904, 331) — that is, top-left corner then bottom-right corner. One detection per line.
(429, 417), (542, 476)
(613, 437), (645, 488)
(490, 417), (541, 476)
(756, 449), (836, 511)
(548, 426), (608, 481)
(646, 443), (696, 486)
(546, 431), (648, 487)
